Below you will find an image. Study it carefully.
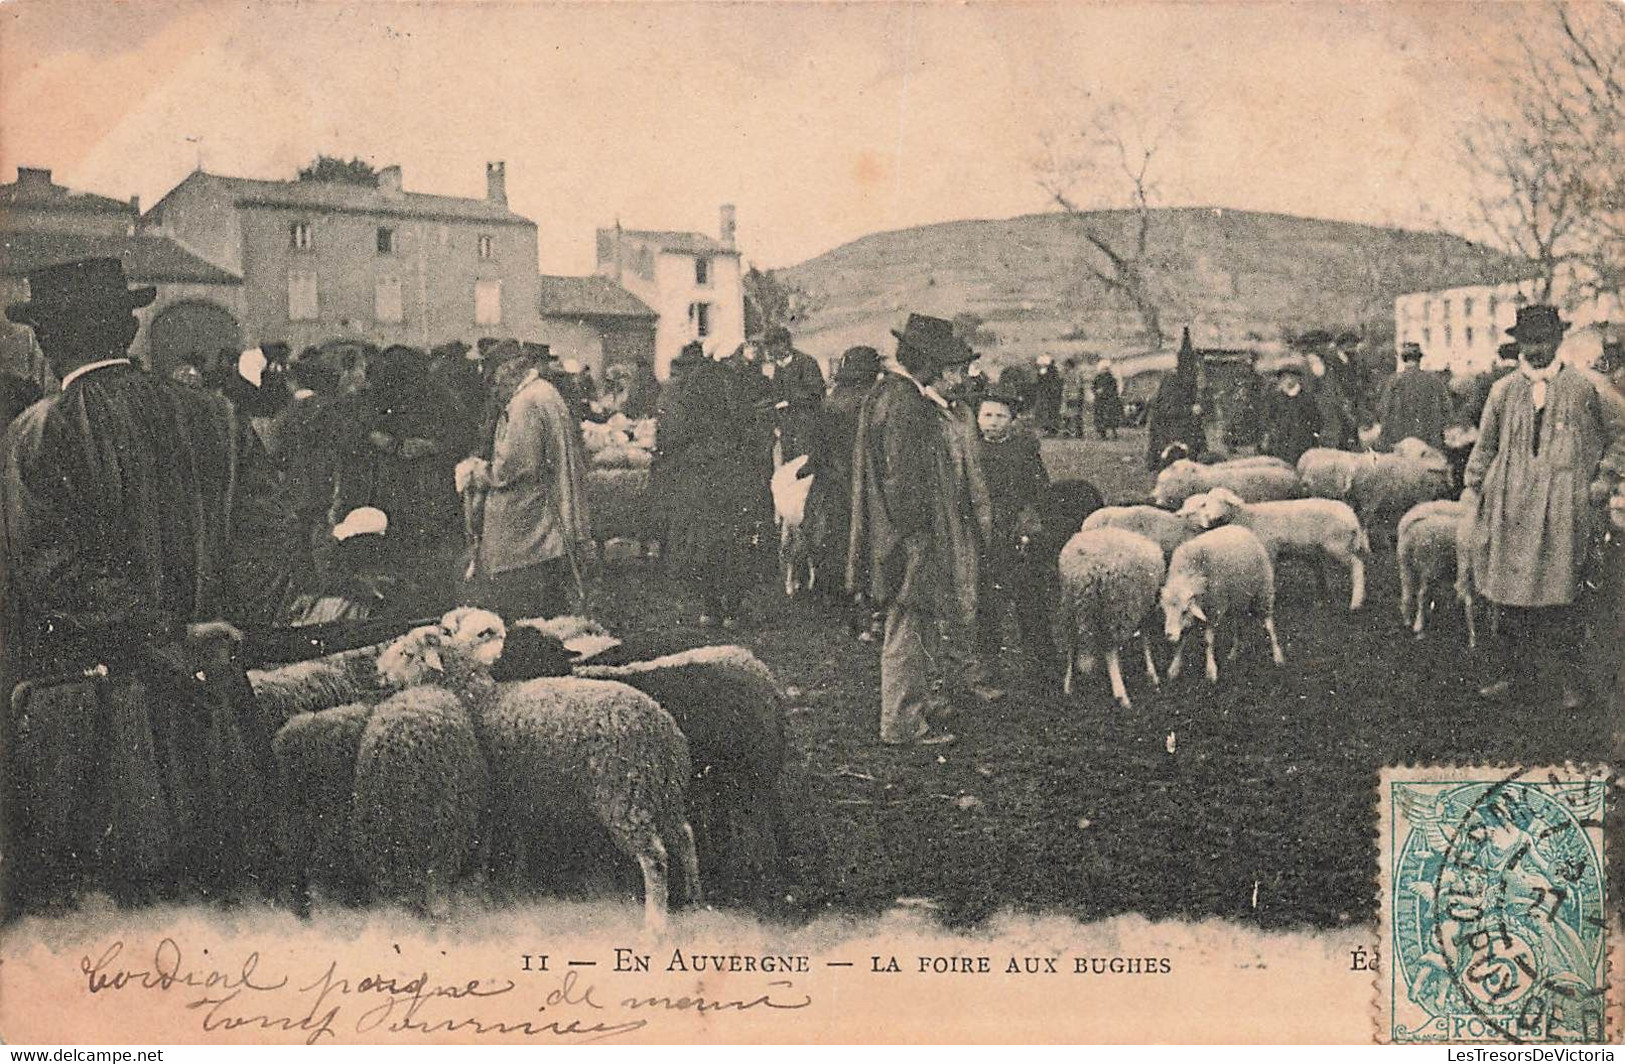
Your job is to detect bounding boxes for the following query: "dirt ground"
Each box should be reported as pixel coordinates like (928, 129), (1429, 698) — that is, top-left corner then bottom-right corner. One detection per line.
(587, 427), (1621, 931)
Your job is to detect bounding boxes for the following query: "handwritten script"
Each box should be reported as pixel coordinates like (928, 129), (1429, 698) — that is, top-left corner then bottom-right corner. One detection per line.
(80, 939), (812, 1043)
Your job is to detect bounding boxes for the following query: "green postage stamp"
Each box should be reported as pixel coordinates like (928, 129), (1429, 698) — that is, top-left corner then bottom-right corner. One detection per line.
(1378, 764), (1613, 1044)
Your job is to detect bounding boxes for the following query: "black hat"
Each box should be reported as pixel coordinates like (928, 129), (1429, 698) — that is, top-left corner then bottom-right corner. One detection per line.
(891, 313), (973, 367)
(1399, 341), (1424, 363)
(979, 385), (1025, 412)
(837, 345), (883, 382)
(763, 325), (793, 347)
(520, 341), (557, 364)
(6, 257), (156, 326)
(1506, 304), (1568, 343)
(1335, 332), (1360, 349)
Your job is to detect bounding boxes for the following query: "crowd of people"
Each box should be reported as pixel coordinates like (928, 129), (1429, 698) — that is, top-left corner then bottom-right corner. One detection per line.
(0, 255), (1621, 914)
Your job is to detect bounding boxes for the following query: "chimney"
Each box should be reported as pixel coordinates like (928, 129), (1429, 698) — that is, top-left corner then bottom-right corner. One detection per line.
(129, 195), (141, 214)
(486, 161), (507, 205)
(720, 203), (737, 248)
(379, 165), (403, 196)
(16, 167), (52, 191)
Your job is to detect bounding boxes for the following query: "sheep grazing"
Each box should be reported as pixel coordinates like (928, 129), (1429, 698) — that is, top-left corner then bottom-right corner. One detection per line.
(1176, 487), (1369, 611)
(1160, 525), (1284, 685)
(771, 454), (817, 596)
(1396, 499), (1478, 646)
(576, 644), (787, 900)
(1056, 527), (1167, 710)
(1295, 441), (1451, 546)
(1081, 505), (1200, 560)
(378, 626), (700, 929)
(1152, 457), (1302, 509)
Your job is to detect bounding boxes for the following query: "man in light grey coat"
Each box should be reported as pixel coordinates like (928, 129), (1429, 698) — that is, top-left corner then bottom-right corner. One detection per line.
(464, 342), (592, 620)
(1463, 305), (1625, 708)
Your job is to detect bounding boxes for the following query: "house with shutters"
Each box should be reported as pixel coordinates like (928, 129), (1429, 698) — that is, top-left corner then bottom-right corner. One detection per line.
(595, 206), (744, 378)
(141, 162), (540, 368)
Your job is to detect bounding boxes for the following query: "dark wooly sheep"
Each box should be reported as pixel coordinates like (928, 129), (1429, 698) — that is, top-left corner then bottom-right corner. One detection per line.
(574, 644), (788, 902)
(378, 626), (700, 931)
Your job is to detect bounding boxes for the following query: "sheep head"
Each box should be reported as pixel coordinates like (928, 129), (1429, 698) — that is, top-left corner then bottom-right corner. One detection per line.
(1160, 571), (1208, 642)
(1181, 487), (1245, 528)
(441, 607), (508, 666)
(377, 625), (488, 689)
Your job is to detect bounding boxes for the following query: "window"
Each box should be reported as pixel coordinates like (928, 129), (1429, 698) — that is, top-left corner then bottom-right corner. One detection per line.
(288, 269), (318, 321)
(477, 234), (494, 261)
(290, 221), (313, 250)
(1463, 297), (1475, 317)
(377, 227), (395, 255)
(1444, 324), (1453, 348)
(1423, 327), (1432, 347)
(1487, 295), (1499, 322)
(690, 301), (711, 338)
(1442, 299), (1452, 319)
(1465, 326), (1475, 348)
(475, 279), (502, 325)
(374, 276), (403, 324)
(695, 257), (710, 286)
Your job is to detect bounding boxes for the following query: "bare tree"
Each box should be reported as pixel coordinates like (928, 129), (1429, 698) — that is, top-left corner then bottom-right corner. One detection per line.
(1036, 98), (1184, 349)
(1463, 1), (1625, 297)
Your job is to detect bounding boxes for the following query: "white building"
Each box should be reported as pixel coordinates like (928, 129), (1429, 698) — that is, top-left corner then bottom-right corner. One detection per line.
(595, 205), (744, 379)
(1394, 276), (1621, 374)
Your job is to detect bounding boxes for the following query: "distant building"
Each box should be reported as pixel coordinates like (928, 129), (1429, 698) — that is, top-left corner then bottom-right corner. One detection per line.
(142, 162), (540, 363)
(1394, 275), (1620, 374)
(596, 205), (743, 378)
(0, 167), (243, 382)
(536, 275), (657, 380)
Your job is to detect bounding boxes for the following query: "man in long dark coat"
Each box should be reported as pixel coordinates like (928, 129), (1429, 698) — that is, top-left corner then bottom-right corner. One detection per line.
(807, 345), (882, 628)
(1147, 327), (1207, 471)
(1260, 362), (1323, 465)
(1377, 342), (1452, 452)
(763, 326), (826, 462)
(848, 314), (996, 747)
(0, 259), (299, 918)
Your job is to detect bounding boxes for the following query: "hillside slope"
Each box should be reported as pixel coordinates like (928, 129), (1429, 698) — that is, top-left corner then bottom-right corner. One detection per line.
(778, 208), (1534, 365)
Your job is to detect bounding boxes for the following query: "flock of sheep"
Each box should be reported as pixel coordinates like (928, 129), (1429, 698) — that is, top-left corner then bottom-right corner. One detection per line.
(1060, 440), (1466, 710)
(249, 608), (786, 928)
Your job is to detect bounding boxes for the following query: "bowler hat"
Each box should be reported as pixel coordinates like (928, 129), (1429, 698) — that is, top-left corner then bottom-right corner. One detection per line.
(6, 257), (156, 326)
(979, 385), (1026, 412)
(1400, 341), (1424, 362)
(837, 345), (883, 382)
(891, 313), (973, 368)
(1506, 304), (1568, 343)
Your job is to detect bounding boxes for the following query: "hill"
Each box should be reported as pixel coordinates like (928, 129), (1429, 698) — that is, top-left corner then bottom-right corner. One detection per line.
(777, 207), (1536, 366)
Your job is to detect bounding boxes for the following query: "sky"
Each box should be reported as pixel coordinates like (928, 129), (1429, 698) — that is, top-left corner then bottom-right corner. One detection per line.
(0, 1), (1553, 274)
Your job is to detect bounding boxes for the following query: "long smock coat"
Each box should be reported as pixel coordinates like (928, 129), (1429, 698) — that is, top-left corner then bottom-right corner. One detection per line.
(1462, 366), (1625, 608)
(846, 372), (991, 626)
(475, 372), (592, 578)
(1377, 366), (1452, 452)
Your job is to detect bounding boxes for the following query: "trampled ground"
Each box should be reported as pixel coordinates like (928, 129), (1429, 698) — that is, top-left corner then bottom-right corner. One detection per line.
(589, 428), (1620, 931)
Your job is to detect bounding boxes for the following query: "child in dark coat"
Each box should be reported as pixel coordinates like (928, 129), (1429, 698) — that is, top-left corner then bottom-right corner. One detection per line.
(974, 391), (1058, 682)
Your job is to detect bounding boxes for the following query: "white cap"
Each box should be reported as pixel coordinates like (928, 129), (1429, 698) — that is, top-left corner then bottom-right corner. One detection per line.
(238, 347), (267, 388)
(561, 358), (582, 374)
(333, 506), (388, 541)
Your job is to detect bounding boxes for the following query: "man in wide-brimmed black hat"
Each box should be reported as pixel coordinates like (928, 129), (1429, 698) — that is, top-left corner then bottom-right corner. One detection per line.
(847, 313), (998, 747)
(1, 258), (299, 918)
(1463, 304), (1625, 709)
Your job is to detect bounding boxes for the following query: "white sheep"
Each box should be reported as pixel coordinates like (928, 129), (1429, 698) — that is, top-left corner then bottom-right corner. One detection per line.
(378, 626), (701, 929)
(576, 644), (786, 901)
(771, 454), (816, 595)
(1057, 527), (1167, 709)
(349, 678), (490, 916)
(1152, 457), (1303, 509)
(249, 646), (385, 726)
(1396, 498), (1478, 647)
(271, 702), (372, 908)
(1176, 487), (1369, 611)
(1296, 447), (1361, 499)
(1160, 525), (1285, 684)
(1080, 504), (1201, 560)
(1295, 441), (1451, 545)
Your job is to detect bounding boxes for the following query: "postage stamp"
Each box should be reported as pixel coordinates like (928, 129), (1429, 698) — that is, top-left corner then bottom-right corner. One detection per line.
(1378, 764), (1613, 1044)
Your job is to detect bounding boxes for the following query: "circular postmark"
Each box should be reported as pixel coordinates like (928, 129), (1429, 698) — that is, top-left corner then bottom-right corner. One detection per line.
(1400, 768), (1610, 1043)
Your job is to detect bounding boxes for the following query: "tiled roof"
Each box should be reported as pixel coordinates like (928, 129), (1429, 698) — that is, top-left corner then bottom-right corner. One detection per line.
(0, 231), (242, 286)
(537, 275), (657, 319)
(0, 173), (132, 215)
(156, 171), (533, 226)
(604, 228), (739, 256)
